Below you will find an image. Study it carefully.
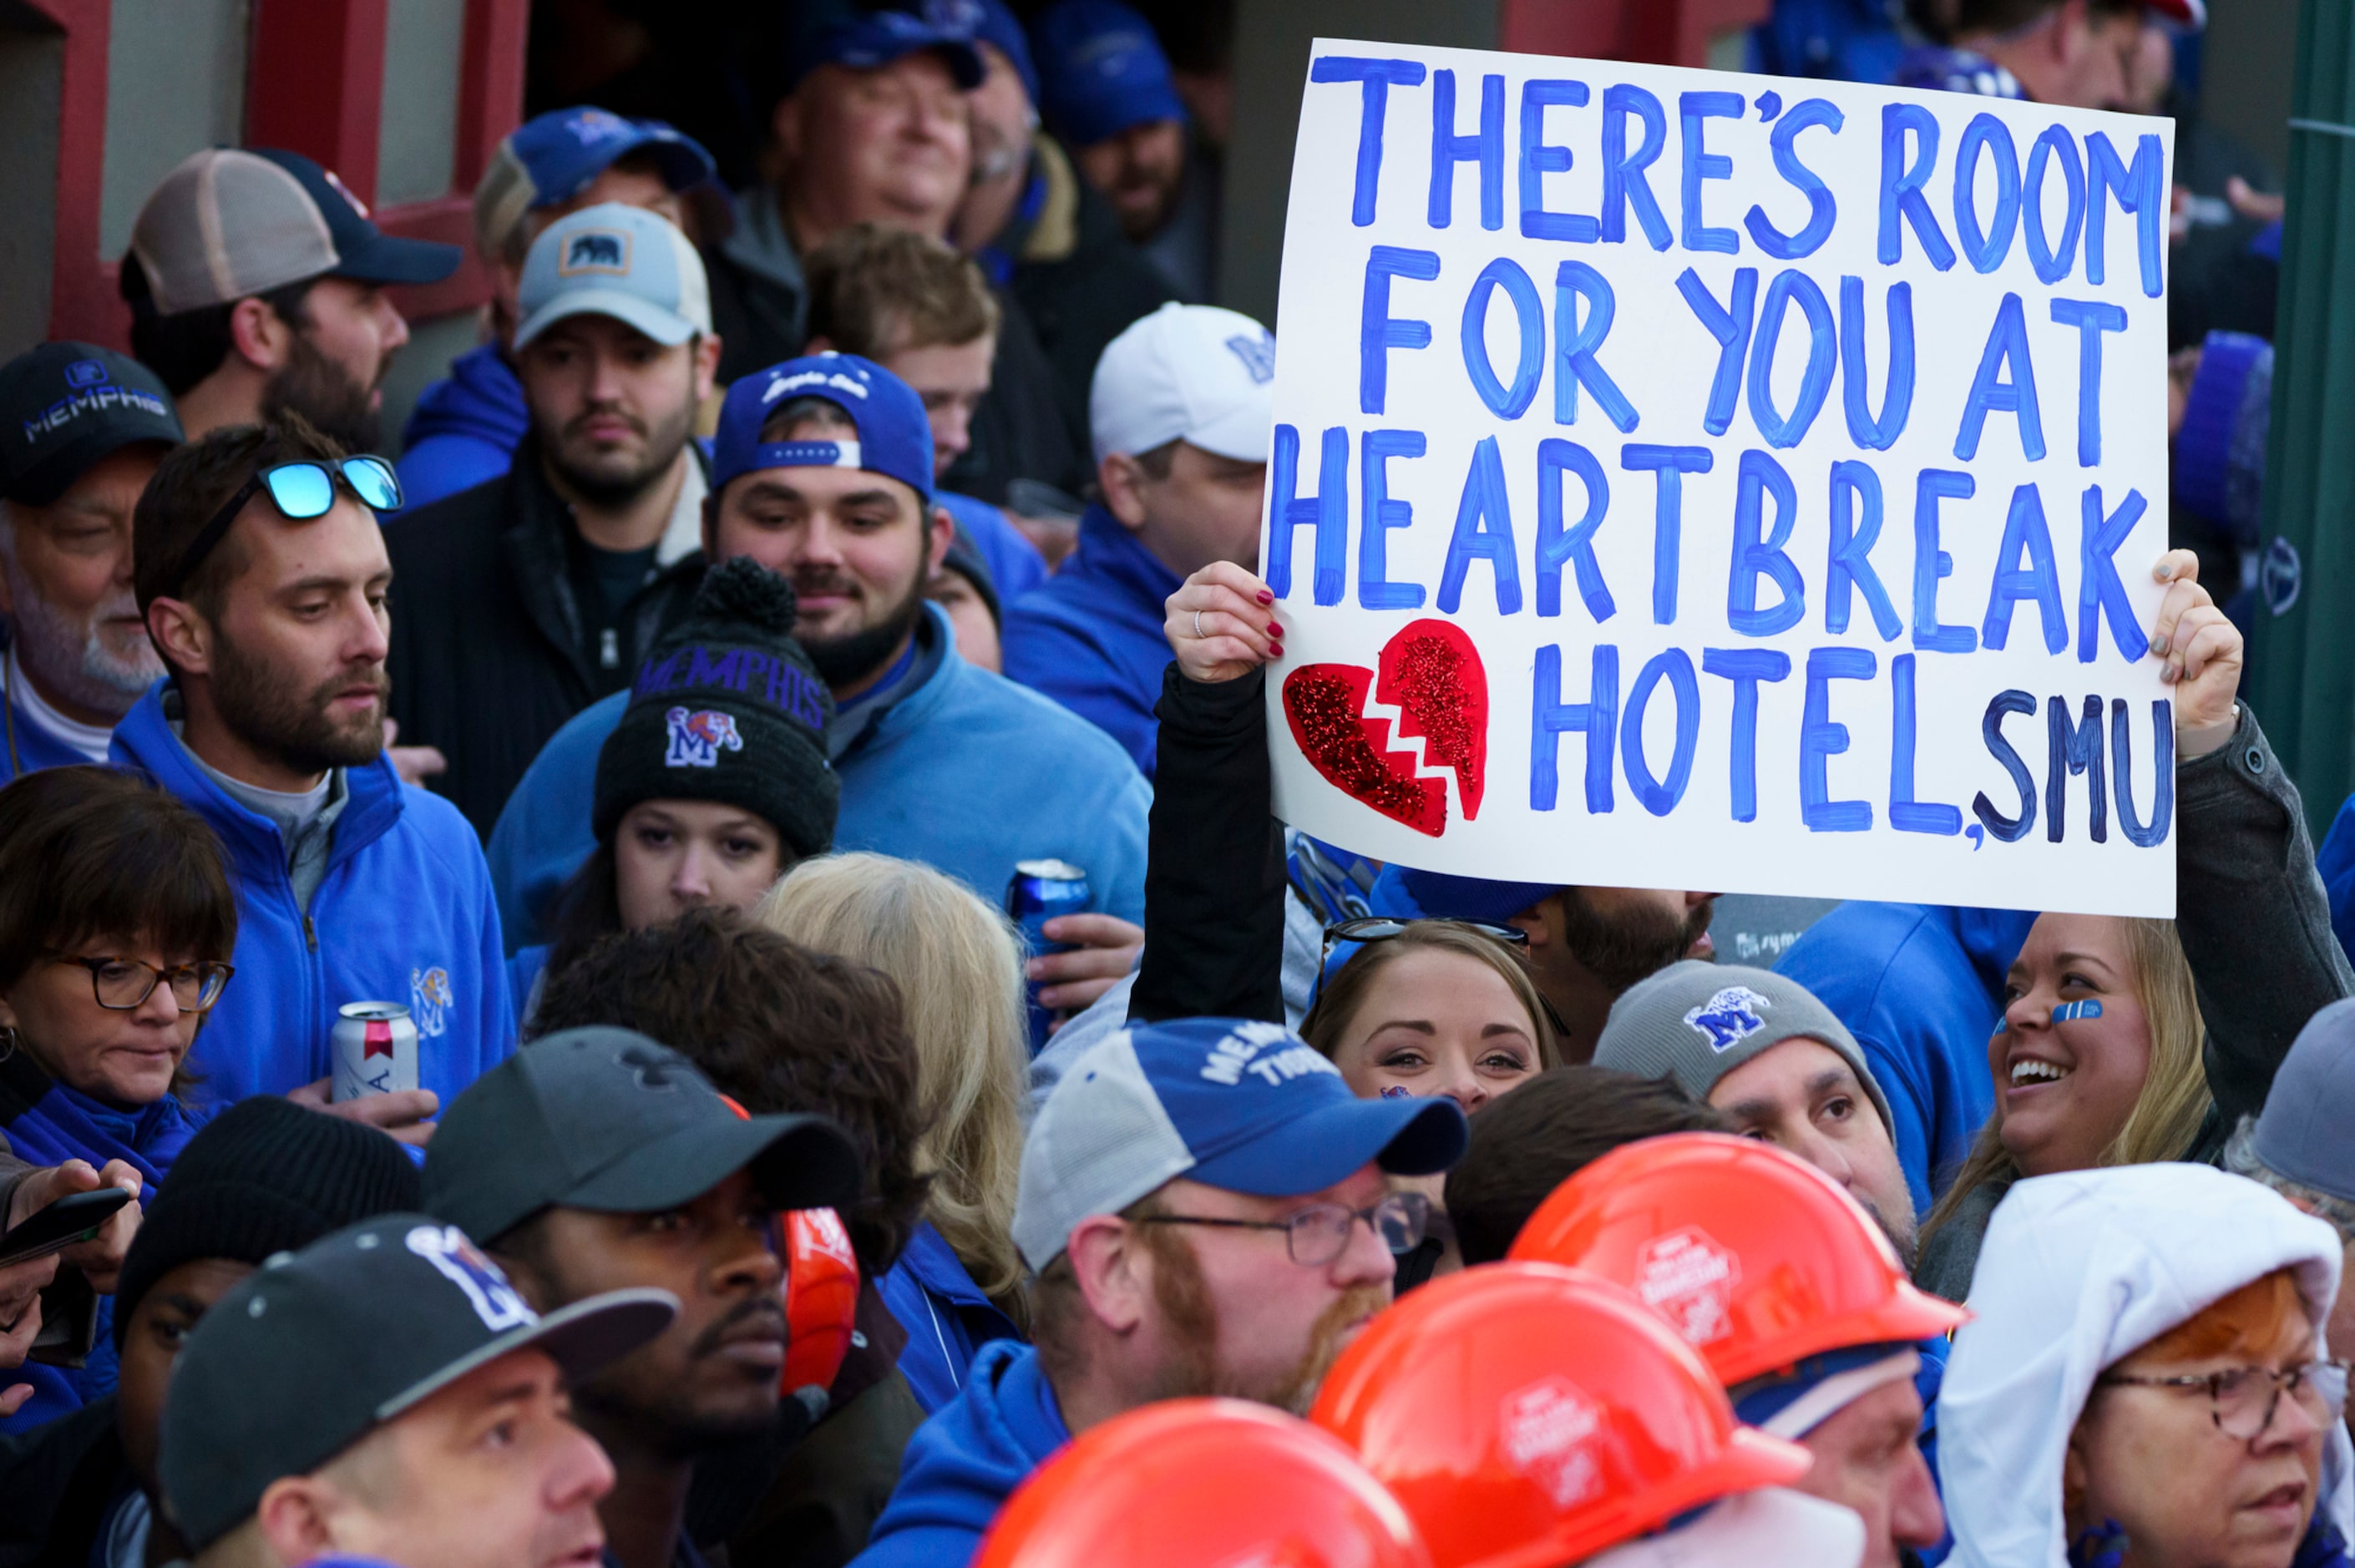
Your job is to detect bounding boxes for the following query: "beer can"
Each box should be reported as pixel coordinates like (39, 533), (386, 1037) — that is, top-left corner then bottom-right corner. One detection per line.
(1006, 859), (1091, 1049)
(332, 1001), (418, 1101)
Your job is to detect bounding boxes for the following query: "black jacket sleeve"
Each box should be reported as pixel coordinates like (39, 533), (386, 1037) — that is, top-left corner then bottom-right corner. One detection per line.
(1129, 663), (1288, 1026)
(2178, 705), (2355, 1132)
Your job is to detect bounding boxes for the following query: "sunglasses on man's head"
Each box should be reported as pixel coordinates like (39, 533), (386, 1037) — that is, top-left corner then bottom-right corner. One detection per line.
(170, 458), (403, 597)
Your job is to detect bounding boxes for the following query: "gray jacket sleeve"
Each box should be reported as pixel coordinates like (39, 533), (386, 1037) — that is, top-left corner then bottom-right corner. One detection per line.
(2176, 705), (2355, 1130)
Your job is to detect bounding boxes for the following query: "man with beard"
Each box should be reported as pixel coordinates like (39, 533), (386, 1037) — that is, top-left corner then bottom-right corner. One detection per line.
(116, 417), (511, 1113)
(120, 149), (458, 450)
(385, 204), (722, 837)
(853, 1016), (1467, 1568)
(423, 1026), (864, 1568)
(485, 355), (1150, 1022)
(1031, 1), (1218, 303)
(0, 345), (182, 784)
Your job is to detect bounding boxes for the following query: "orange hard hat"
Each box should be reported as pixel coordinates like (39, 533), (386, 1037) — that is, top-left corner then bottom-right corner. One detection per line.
(1309, 1262), (1811, 1568)
(779, 1207), (860, 1400)
(1506, 1132), (1967, 1388)
(972, 1398), (1435, 1568)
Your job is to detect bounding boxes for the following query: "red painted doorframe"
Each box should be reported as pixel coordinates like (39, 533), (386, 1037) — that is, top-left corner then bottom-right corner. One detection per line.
(27, 0), (526, 348)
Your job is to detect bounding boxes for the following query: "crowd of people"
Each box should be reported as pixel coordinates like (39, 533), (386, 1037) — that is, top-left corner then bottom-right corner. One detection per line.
(0, 0), (2345, 1565)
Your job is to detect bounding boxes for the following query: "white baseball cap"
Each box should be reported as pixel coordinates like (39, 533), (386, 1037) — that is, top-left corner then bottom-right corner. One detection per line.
(1088, 301), (1276, 467)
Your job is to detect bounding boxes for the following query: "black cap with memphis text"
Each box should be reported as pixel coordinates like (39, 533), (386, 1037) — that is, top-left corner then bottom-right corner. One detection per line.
(157, 1211), (676, 1552)
(0, 342), (183, 506)
(422, 1024), (864, 1247)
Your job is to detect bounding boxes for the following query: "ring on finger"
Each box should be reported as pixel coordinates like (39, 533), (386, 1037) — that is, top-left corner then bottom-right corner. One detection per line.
(1193, 609), (1205, 639)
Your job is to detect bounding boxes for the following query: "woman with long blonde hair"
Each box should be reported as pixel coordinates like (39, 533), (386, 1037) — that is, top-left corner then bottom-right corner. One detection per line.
(1918, 914), (2213, 1298)
(758, 852), (1032, 1413)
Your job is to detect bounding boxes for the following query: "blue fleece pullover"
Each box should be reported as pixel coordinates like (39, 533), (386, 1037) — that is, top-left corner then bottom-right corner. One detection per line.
(850, 1339), (1070, 1568)
(880, 1223), (1026, 1415)
(1000, 505), (1180, 778)
(937, 493), (1047, 607)
(397, 343), (531, 508)
(1775, 903), (2036, 1217)
(109, 687), (514, 1107)
(488, 601), (1149, 948)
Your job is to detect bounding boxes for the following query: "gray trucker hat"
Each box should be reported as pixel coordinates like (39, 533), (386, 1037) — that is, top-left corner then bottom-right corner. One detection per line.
(1592, 960), (1894, 1136)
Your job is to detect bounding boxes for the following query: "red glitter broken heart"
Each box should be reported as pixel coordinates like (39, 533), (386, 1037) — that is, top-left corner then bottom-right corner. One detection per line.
(1282, 619), (1488, 837)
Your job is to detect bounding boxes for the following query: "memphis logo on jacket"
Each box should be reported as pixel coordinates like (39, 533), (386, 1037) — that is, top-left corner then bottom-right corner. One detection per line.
(665, 707), (742, 768)
(411, 966), (454, 1038)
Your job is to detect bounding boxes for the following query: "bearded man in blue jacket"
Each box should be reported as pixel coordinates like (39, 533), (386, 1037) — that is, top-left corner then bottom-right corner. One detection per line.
(852, 1017), (1466, 1568)
(119, 419), (509, 1125)
(486, 353), (1149, 1018)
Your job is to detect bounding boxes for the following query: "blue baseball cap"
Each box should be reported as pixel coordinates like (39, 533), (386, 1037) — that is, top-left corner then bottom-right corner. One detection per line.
(1011, 1017), (1468, 1269)
(925, 0), (1039, 103)
(787, 7), (986, 93)
(475, 107), (716, 260)
(1030, 0), (1185, 148)
(711, 353), (936, 506)
(514, 204), (712, 349)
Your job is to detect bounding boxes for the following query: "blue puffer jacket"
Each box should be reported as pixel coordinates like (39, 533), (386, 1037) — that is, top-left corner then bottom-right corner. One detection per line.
(109, 687), (514, 1108)
(487, 602), (1149, 949)
(938, 492), (1047, 608)
(849, 1339), (1071, 1568)
(396, 342), (530, 509)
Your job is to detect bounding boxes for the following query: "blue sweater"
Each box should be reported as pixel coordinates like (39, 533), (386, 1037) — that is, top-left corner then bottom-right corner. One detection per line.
(397, 343), (531, 509)
(109, 689), (514, 1108)
(850, 1340), (1071, 1568)
(879, 1223), (1026, 1415)
(488, 602), (1150, 948)
(1775, 904), (2036, 1217)
(938, 493), (1047, 608)
(1000, 506), (1180, 778)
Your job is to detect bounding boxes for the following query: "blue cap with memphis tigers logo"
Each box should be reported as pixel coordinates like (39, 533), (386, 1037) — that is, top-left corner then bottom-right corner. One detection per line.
(712, 352), (937, 507)
(1011, 1017), (1469, 1270)
(474, 106), (717, 260)
(157, 1211), (676, 1551)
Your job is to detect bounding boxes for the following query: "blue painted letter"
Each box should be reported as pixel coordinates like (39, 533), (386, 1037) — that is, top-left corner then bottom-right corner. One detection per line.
(1745, 98), (1843, 260)
(1309, 56), (1427, 225)
(1839, 276), (1914, 450)
(1912, 468), (1978, 653)
(1621, 649), (1701, 815)
(1266, 424), (1348, 604)
(1461, 257), (1544, 418)
(1360, 246), (1440, 415)
(1704, 648), (1791, 822)
(1536, 438), (1613, 620)
(1826, 458), (1901, 640)
(1359, 429), (1426, 610)
(1602, 85), (1672, 249)
(1747, 268), (1836, 448)
(2049, 297), (2128, 467)
(1438, 436), (1522, 615)
(1554, 261), (1638, 432)
(1889, 653), (1962, 833)
(1520, 78), (1598, 242)
(1954, 292), (2046, 462)
(1801, 647), (1876, 832)
(1878, 104), (1956, 269)
(1679, 91), (1745, 254)
(2078, 485), (2150, 663)
(1623, 444), (1713, 624)
(1532, 643), (1618, 812)
(1982, 483), (2068, 653)
(1730, 449), (1806, 636)
(1676, 266), (1757, 438)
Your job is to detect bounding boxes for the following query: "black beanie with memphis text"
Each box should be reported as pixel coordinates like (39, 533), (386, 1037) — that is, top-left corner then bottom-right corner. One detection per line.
(593, 558), (839, 859)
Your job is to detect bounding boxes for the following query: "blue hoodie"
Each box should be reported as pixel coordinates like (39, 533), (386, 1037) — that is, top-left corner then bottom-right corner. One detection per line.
(109, 688), (514, 1108)
(880, 1222), (1026, 1415)
(397, 343), (531, 509)
(850, 1339), (1071, 1568)
(1001, 505), (1180, 778)
(489, 601), (1149, 948)
(938, 492), (1048, 608)
(1775, 904), (2036, 1218)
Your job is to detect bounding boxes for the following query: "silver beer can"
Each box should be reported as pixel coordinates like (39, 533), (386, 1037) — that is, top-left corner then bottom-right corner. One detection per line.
(332, 1001), (419, 1100)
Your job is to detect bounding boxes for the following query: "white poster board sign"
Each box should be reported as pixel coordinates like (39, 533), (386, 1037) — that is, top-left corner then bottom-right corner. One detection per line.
(1264, 39), (2177, 915)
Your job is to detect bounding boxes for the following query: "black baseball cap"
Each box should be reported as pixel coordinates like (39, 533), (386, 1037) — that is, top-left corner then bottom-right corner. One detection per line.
(0, 342), (183, 506)
(158, 1212), (675, 1551)
(422, 1025), (863, 1245)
